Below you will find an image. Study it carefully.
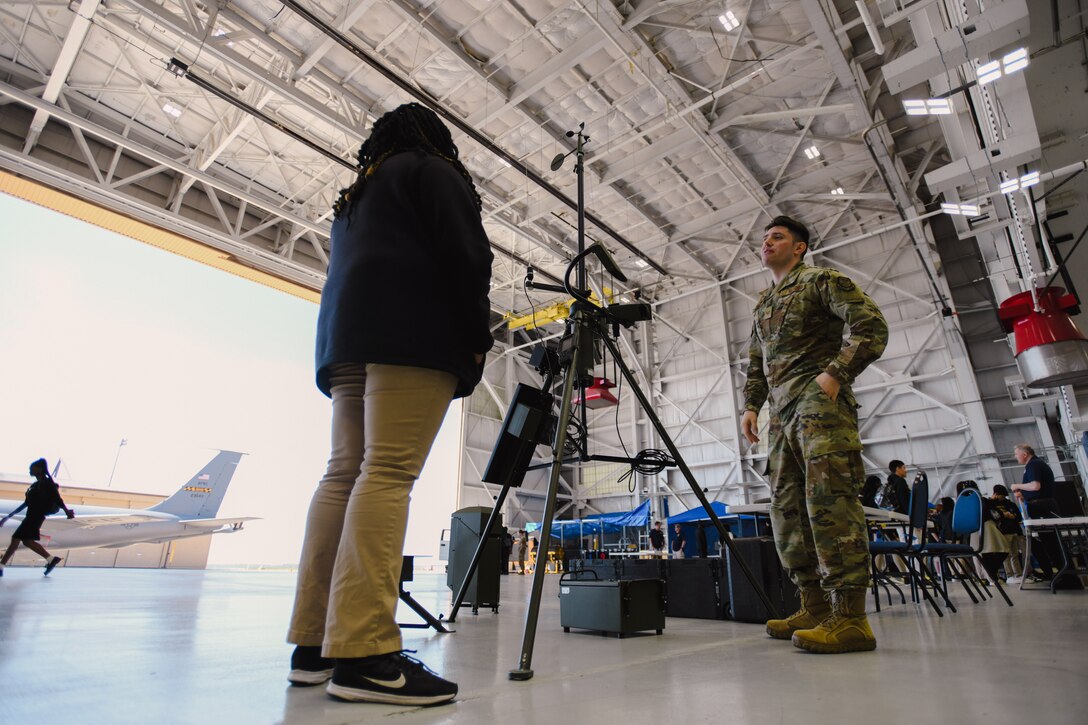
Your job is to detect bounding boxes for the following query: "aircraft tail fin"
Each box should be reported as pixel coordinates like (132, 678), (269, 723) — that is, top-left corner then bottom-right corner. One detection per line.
(148, 451), (243, 519)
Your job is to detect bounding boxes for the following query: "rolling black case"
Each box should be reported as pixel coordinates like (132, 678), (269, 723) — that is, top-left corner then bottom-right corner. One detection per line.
(573, 558), (621, 581)
(558, 572), (665, 637)
(666, 558), (728, 619)
(725, 536), (800, 623)
(620, 557), (668, 581)
(446, 506), (502, 613)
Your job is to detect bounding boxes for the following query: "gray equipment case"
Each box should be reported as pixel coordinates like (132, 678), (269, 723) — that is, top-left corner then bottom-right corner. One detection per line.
(557, 572), (665, 637)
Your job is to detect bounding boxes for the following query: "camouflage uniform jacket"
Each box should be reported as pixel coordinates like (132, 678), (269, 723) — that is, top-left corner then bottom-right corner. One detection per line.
(743, 262), (888, 416)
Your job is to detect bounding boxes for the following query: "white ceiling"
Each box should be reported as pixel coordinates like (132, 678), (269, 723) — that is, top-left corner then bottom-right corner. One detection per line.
(0, 0), (953, 309)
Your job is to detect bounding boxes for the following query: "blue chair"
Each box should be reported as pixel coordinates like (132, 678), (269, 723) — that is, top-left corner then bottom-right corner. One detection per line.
(868, 476), (949, 616)
(924, 489), (1014, 607)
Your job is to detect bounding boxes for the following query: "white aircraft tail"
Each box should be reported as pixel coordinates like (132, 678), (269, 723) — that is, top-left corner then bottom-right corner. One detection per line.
(148, 451), (243, 519)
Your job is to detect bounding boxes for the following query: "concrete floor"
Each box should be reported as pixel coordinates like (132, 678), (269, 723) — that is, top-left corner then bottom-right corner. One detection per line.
(0, 566), (1085, 725)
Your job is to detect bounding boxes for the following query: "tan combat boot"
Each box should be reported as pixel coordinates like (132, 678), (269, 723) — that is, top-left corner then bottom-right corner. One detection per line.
(765, 589), (831, 640)
(791, 589), (876, 653)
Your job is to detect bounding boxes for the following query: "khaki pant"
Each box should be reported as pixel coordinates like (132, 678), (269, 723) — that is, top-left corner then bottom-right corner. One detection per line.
(287, 363), (456, 658)
(1003, 533), (1025, 577)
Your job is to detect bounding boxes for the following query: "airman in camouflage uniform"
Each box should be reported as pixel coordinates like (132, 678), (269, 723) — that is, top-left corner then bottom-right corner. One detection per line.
(741, 216), (888, 654)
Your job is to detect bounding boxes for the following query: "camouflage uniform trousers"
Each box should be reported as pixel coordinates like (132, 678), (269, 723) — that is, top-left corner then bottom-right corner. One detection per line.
(767, 379), (871, 593)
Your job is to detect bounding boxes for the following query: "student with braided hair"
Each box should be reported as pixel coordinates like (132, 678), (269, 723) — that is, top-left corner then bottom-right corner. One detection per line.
(286, 103), (493, 706)
(0, 458), (75, 577)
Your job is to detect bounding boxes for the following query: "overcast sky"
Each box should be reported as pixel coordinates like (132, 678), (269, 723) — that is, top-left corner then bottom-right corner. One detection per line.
(0, 193), (461, 566)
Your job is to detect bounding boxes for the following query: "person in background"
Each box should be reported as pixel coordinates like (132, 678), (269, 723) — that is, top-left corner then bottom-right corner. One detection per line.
(526, 536), (538, 574)
(500, 528), (513, 576)
(860, 475), (882, 508)
(936, 497), (956, 542)
(670, 523), (687, 559)
(284, 103), (493, 706)
(989, 485), (1024, 581)
(956, 480), (1007, 581)
(0, 458), (75, 577)
(696, 523), (709, 559)
(1010, 444), (1065, 583)
(1011, 444), (1056, 510)
(517, 530), (528, 574)
(648, 521), (666, 558)
(885, 460), (912, 515)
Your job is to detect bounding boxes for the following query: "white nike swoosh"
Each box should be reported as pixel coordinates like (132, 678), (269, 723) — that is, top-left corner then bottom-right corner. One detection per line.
(363, 673), (407, 689)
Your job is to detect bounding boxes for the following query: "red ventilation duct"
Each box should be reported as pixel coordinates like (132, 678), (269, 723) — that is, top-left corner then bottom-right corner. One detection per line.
(998, 287), (1088, 388)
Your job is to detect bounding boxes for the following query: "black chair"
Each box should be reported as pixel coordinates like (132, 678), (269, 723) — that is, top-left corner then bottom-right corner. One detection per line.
(924, 489), (1014, 608)
(868, 477), (948, 616)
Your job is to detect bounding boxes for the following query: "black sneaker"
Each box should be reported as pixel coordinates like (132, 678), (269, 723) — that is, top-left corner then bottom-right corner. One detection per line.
(326, 650), (457, 706)
(288, 645), (334, 686)
(43, 557), (62, 576)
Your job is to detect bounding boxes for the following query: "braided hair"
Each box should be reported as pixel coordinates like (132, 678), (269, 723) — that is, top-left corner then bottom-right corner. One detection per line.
(333, 102), (482, 220)
(29, 458), (51, 480)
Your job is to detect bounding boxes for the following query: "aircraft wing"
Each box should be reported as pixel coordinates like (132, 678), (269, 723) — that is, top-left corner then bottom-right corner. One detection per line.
(101, 517), (261, 546)
(11, 511), (177, 530)
(179, 516), (260, 530)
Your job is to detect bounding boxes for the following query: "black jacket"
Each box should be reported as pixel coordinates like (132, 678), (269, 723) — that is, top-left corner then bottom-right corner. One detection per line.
(888, 474), (911, 515)
(315, 151), (494, 398)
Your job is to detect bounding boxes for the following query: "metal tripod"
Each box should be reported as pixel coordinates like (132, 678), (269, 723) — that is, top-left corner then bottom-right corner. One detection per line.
(446, 123), (780, 681)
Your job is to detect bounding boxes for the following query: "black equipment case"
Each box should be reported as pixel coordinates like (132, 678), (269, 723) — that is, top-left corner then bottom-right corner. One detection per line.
(558, 572), (665, 637)
(446, 506), (502, 614)
(725, 536), (800, 623)
(666, 558), (729, 619)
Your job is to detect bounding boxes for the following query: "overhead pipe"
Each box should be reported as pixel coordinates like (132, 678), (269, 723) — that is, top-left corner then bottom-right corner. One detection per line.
(855, 1), (885, 55)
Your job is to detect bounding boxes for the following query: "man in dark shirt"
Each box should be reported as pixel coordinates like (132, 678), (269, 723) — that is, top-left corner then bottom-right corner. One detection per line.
(1011, 444), (1055, 505)
(670, 524), (687, 559)
(648, 521), (665, 558)
(886, 460), (911, 516)
(1011, 443), (1059, 580)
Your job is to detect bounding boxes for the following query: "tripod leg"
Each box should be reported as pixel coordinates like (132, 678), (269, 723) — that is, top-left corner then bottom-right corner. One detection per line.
(510, 329), (582, 681)
(447, 486), (511, 623)
(399, 587), (452, 633)
(599, 332), (781, 619)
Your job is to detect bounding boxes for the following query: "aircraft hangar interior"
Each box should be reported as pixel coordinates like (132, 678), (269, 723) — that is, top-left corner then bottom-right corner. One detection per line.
(1, 1), (1086, 724)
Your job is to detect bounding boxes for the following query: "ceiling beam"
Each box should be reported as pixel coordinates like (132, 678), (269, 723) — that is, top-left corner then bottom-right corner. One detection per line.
(23, 0), (101, 153)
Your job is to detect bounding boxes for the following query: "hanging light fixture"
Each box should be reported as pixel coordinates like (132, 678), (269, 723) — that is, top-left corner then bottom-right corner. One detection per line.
(998, 287), (1088, 388)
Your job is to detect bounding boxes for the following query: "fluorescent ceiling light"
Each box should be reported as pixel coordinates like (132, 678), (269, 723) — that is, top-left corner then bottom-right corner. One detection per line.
(903, 98), (953, 115)
(1002, 47), (1029, 73)
(926, 98), (953, 115)
(803, 145), (820, 159)
(162, 102), (183, 118)
(998, 171), (1041, 195)
(830, 187), (845, 195)
(977, 48), (1029, 85)
(941, 202), (980, 215)
(903, 100), (928, 115)
(977, 60), (1002, 85)
(718, 11), (740, 31)
(634, 259), (650, 269)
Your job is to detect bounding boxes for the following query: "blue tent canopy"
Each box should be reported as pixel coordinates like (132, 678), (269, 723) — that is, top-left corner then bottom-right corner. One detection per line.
(667, 501), (729, 524)
(547, 500), (651, 537)
(603, 500), (651, 527)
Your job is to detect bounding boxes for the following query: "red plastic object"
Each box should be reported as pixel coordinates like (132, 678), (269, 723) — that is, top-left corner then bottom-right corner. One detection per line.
(997, 287), (1086, 354)
(573, 377), (619, 409)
